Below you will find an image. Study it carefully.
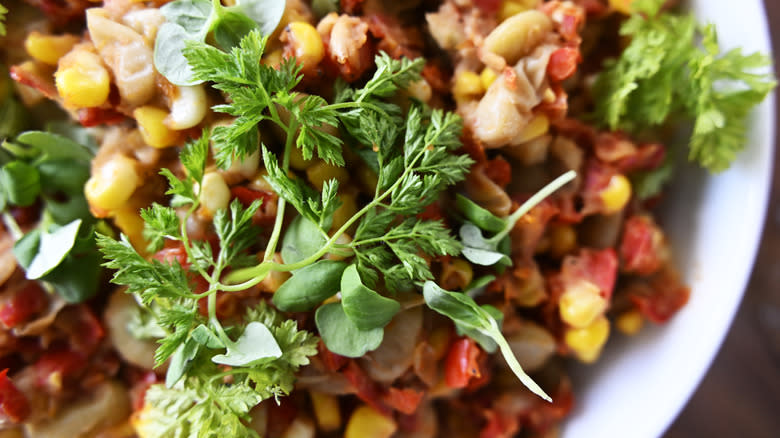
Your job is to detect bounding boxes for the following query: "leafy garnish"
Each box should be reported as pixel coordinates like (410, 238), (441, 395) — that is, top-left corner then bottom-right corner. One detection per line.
(1, 130), (101, 303)
(457, 171), (576, 267)
(593, 0), (776, 175)
(153, 0), (285, 85)
(423, 281), (551, 401)
(0, 4), (7, 37)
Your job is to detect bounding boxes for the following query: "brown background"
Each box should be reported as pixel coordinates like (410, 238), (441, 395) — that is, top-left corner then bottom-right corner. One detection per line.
(664, 1), (780, 436)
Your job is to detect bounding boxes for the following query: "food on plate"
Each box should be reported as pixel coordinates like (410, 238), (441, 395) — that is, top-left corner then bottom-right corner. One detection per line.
(0, 0), (774, 436)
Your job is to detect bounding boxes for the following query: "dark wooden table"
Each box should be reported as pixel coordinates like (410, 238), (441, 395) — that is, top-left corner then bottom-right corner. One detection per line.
(664, 1), (780, 436)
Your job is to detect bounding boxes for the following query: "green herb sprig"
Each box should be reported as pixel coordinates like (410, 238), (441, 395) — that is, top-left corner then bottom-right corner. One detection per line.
(593, 0), (776, 194)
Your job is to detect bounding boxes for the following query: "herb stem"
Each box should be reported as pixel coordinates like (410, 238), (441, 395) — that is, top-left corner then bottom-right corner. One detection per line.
(262, 120), (298, 263)
(488, 170), (576, 244)
(1, 211), (23, 241)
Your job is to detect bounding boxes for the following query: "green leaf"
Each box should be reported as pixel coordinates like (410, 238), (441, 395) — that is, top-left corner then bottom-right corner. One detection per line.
(36, 159), (90, 196)
(455, 304), (503, 353)
(16, 131), (93, 162)
(212, 321), (283, 367)
(459, 223), (510, 266)
(236, 0), (286, 36)
(25, 219), (82, 279)
(315, 302), (383, 358)
(45, 196), (91, 225)
(280, 216), (326, 265)
(155, 22), (203, 86)
(161, 0), (214, 36)
(422, 281), (550, 401)
(272, 260), (347, 312)
(213, 9), (258, 50)
(12, 229), (41, 269)
(166, 337), (201, 387)
(455, 194), (506, 233)
(340, 264), (399, 331)
(1, 161), (41, 206)
(42, 248), (102, 303)
(191, 324), (225, 348)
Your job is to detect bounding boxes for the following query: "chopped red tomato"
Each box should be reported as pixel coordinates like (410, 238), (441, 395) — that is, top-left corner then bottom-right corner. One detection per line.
(547, 47), (581, 82)
(341, 361), (391, 415)
(620, 215), (666, 276)
(383, 387), (423, 415)
(0, 281), (48, 329)
(480, 410), (519, 438)
(560, 248), (618, 299)
(484, 157), (512, 188)
(56, 305), (105, 353)
(318, 341), (349, 372)
(628, 270), (691, 323)
(0, 369), (30, 423)
(444, 337), (482, 389)
(77, 107), (126, 127)
(33, 349), (85, 391)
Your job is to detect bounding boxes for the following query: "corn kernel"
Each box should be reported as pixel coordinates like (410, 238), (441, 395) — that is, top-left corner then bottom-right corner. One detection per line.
(263, 49), (284, 68)
(198, 172), (231, 217)
(453, 71), (484, 101)
(559, 280), (607, 329)
(499, 0), (536, 22)
(330, 192), (357, 233)
(284, 22), (325, 70)
(310, 392), (341, 432)
(134, 106), (180, 148)
(345, 405), (397, 438)
(609, 0), (634, 14)
(480, 67), (498, 89)
(289, 144), (315, 171)
(549, 224), (577, 258)
(249, 170), (276, 193)
(112, 206), (147, 253)
(306, 160), (350, 191)
(515, 114), (550, 144)
(564, 316), (610, 363)
(167, 85), (207, 130)
(599, 174), (632, 214)
(25, 32), (79, 66)
(616, 309), (644, 335)
(55, 50), (110, 108)
(85, 155), (139, 213)
(441, 258), (474, 291)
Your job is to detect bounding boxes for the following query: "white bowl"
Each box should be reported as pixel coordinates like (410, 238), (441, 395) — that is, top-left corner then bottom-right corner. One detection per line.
(562, 1), (775, 437)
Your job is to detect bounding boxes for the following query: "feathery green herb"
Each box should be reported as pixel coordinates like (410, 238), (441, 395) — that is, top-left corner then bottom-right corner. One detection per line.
(593, 0), (775, 179)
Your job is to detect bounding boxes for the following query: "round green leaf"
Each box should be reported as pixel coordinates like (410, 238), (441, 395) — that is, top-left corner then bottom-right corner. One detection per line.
(315, 302), (383, 358)
(272, 260), (347, 312)
(340, 265), (400, 330)
(1, 161), (40, 207)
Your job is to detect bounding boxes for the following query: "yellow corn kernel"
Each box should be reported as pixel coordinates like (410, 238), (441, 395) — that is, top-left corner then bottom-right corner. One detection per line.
(515, 114), (550, 144)
(559, 280), (607, 329)
(498, 0), (536, 22)
(306, 160), (350, 191)
(55, 50), (110, 108)
(484, 10), (552, 65)
(453, 71), (484, 101)
(112, 206), (147, 253)
(25, 32), (79, 66)
(249, 170), (276, 193)
(310, 392), (341, 432)
(564, 316), (610, 363)
(616, 309), (644, 335)
(549, 224), (577, 258)
(609, 0), (634, 15)
(263, 49), (284, 68)
(479, 67), (498, 90)
(198, 172), (231, 217)
(330, 192), (357, 233)
(428, 325), (451, 359)
(134, 106), (180, 149)
(344, 405), (397, 438)
(85, 155), (140, 213)
(599, 174), (632, 214)
(284, 22), (325, 70)
(289, 144), (315, 171)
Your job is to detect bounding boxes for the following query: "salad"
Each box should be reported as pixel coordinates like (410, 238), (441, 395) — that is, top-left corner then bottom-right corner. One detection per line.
(0, 0), (774, 437)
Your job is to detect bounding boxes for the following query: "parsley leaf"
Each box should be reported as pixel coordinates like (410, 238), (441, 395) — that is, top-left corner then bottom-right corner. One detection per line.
(593, 0), (776, 173)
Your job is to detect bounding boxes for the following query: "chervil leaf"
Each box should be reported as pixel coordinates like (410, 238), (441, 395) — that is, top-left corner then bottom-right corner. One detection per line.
(141, 204), (181, 253)
(593, 1), (775, 173)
